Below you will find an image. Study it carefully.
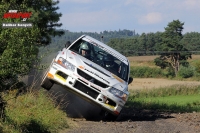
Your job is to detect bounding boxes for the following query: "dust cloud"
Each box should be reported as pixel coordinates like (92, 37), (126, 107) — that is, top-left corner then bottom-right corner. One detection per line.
(20, 52), (103, 120)
(49, 84), (102, 120)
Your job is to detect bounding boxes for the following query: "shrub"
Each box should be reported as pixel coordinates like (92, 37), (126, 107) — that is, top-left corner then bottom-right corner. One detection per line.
(2, 89), (68, 133)
(178, 65), (195, 78)
(194, 60), (200, 73)
(165, 67), (175, 78)
(130, 66), (164, 78)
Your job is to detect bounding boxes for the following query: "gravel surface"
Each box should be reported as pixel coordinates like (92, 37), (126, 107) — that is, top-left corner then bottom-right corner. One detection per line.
(48, 78), (200, 133)
(64, 110), (200, 133)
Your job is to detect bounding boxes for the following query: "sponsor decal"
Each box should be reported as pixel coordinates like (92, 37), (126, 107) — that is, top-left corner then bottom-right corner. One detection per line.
(71, 51), (76, 55)
(52, 66), (57, 70)
(112, 74), (123, 83)
(73, 73), (102, 91)
(85, 68), (110, 84)
(79, 66), (84, 69)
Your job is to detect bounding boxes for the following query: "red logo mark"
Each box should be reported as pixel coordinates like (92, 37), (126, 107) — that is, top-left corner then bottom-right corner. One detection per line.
(3, 10), (32, 21)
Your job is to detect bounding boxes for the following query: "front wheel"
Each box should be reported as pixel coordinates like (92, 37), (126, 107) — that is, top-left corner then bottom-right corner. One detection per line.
(41, 69), (54, 91)
(100, 110), (119, 121)
(40, 59), (55, 90)
(41, 76), (54, 91)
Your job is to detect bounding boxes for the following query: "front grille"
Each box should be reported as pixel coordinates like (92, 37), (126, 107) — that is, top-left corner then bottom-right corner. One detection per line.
(93, 80), (108, 88)
(74, 80), (99, 99)
(78, 78), (88, 85)
(77, 69), (108, 88)
(77, 69), (92, 80)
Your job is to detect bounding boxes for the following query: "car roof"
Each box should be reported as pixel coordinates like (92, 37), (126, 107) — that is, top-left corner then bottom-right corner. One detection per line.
(82, 35), (129, 65)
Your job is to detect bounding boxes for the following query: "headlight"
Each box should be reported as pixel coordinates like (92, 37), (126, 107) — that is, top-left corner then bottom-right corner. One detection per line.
(109, 87), (128, 101)
(57, 57), (75, 72)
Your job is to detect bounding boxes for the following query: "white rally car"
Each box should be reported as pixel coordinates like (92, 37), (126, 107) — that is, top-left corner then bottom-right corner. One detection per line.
(41, 35), (133, 120)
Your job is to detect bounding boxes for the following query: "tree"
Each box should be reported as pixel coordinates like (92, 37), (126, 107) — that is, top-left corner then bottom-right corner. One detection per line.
(154, 32), (163, 52)
(138, 33), (147, 55)
(146, 33), (156, 55)
(0, 0), (64, 90)
(181, 32), (200, 53)
(154, 20), (191, 76)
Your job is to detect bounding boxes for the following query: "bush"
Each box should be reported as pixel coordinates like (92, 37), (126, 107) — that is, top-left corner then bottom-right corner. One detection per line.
(194, 60), (200, 73)
(154, 57), (168, 69)
(130, 66), (164, 78)
(165, 67), (175, 78)
(178, 65), (195, 78)
(1, 89), (68, 133)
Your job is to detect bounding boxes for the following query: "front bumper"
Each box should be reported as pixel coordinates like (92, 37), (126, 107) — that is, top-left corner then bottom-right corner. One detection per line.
(46, 62), (127, 116)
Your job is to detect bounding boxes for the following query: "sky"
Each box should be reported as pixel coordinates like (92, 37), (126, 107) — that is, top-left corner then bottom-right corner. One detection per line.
(57, 0), (200, 34)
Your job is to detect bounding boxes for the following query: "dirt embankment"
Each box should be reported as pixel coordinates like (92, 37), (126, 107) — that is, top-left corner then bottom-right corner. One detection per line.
(50, 78), (200, 133)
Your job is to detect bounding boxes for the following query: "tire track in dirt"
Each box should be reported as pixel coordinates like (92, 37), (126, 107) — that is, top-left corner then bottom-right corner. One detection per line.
(57, 78), (200, 133)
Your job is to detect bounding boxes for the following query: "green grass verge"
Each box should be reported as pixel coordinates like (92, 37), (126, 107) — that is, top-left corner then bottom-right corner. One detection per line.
(127, 85), (200, 113)
(0, 89), (68, 133)
(130, 66), (165, 78)
(130, 58), (200, 80)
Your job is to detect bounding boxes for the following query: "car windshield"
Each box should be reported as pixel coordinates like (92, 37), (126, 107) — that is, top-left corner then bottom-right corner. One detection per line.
(69, 38), (129, 81)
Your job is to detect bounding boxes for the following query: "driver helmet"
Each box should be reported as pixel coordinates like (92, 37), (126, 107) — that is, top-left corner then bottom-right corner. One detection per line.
(103, 54), (114, 68)
(79, 42), (91, 58)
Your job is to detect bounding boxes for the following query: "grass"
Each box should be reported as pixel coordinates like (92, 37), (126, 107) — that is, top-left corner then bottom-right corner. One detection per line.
(127, 55), (200, 62)
(0, 89), (68, 133)
(128, 56), (159, 68)
(127, 55), (159, 62)
(128, 55), (200, 80)
(130, 66), (164, 78)
(142, 95), (200, 106)
(127, 85), (200, 113)
(128, 54), (200, 67)
(0, 54), (199, 132)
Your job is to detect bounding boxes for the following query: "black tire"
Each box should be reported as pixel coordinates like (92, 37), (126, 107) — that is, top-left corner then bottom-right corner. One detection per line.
(41, 76), (53, 91)
(40, 59), (55, 90)
(100, 110), (119, 121)
(40, 71), (53, 91)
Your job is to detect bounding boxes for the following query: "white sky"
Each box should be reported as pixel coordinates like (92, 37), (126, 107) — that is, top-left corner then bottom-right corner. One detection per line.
(57, 0), (200, 34)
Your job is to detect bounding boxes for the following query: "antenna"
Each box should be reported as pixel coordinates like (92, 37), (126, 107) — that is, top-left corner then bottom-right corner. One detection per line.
(101, 36), (104, 42)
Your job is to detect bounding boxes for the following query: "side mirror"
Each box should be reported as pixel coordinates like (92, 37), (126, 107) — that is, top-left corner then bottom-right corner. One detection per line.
(65, 41), (71, 48)
(128, 77), (133, 84)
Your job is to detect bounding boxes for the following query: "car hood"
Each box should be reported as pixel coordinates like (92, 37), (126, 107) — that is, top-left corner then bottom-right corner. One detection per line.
(66, 50), (127, 91)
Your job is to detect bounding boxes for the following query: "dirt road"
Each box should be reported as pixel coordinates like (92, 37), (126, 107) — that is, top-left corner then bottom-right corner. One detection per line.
(64, 112), (200, 133)
(48, 78), (200, 133)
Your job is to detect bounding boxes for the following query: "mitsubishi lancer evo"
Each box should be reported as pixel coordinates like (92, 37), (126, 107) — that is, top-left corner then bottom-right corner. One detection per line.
(41, 35), (133, 120)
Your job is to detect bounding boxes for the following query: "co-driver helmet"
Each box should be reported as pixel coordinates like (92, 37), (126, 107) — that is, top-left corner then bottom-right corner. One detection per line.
(103, 54), (114, 68)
